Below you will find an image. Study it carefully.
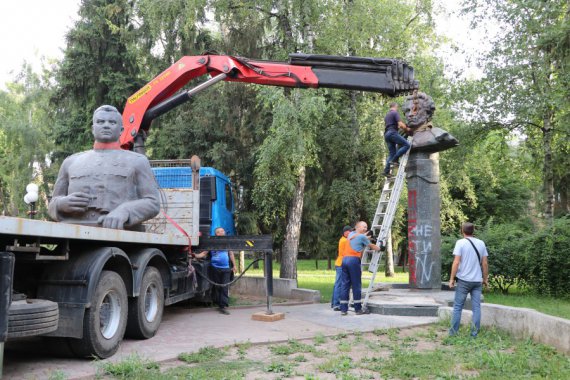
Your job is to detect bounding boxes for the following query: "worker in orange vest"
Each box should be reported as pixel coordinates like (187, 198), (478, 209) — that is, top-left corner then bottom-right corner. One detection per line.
(339, 221), (380, 315)
(331, 225), (353, 311)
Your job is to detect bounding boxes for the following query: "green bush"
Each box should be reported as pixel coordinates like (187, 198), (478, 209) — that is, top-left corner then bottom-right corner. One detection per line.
(440, 220), (532, 293)
(526, 217), (570, 297)
(441, 234), (459, 281)
(478, 221), (531, 294)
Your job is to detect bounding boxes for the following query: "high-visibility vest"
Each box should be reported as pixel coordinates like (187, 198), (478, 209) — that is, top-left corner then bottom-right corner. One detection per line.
(343, 233), (364, 258)
(335, 236), (347, 267)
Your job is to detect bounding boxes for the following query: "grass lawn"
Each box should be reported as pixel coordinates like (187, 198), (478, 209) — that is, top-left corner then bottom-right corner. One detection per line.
(243, 259), (408, 302)
(484, 292), (570, 320)
(241, 259), (570, 320)
(94, 322), (570, 379)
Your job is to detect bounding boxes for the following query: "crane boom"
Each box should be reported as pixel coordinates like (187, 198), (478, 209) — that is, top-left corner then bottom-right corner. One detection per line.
(120, 53), (418, 150)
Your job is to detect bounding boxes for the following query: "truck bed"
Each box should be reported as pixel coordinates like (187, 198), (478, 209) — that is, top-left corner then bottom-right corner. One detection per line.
(0, 216), (192, 247)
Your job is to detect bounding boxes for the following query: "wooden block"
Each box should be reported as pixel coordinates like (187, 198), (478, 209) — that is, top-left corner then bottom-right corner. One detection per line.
(251, 312), (285, 322)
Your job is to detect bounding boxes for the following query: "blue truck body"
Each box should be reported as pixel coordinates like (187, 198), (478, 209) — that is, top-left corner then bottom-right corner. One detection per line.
(152, 166), (236, 236)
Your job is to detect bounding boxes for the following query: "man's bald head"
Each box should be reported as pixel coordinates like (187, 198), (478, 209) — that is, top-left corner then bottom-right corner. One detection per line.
(354, 221), (368, 233)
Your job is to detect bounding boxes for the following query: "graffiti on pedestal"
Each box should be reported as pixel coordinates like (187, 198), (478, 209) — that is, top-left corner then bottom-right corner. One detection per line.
(407, 189), (435, 287)
(408, 190), (418, 285)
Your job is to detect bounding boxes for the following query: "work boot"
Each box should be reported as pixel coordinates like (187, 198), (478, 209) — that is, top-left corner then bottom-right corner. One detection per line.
(218, 307), (230, 315)
(390, 161), (400, 169)
(382, 172), (392, 178)
(333, 306), (341, 311)
(355, 309), (369, 315)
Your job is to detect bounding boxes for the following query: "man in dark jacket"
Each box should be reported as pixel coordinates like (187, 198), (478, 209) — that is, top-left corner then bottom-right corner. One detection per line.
(383, 102), (411, 177)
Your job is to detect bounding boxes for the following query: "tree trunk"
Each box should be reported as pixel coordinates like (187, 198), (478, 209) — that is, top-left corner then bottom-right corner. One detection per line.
(542, 111), (555, 223)
(385, 231), (395, 277)
(327, 255), (332, 270)
(350, 91), (359, 138)
(280, 165), (306, 279)
(239, 251), (245, 273)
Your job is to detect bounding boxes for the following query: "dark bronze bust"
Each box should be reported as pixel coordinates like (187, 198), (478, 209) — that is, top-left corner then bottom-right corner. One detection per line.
(402, 92), (459, 153)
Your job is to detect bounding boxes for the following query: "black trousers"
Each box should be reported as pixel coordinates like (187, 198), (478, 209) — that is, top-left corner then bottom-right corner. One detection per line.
(210, 267), (231, 308)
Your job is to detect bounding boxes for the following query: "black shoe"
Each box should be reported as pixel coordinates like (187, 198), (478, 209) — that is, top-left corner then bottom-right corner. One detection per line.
(218, 307), (230, 315)
(355, 309), (369, 315)
(390, 161), (400, 169)
(341, 311), (348, 316)
(333, 306), (341, 311)
(383, 172), (392, 178)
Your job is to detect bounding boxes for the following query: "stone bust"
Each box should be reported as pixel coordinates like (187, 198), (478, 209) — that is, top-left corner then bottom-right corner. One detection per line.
(48, 105), (160, 230)
(402, 92), (459, 153)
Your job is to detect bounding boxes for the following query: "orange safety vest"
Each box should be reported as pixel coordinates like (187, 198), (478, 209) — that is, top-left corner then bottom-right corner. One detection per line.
(343, 233), (364, 258)
(335, 236), (347, 267)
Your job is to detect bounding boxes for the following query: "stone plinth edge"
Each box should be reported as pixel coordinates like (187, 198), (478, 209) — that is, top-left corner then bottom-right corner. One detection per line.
(438, 304), (570, 354)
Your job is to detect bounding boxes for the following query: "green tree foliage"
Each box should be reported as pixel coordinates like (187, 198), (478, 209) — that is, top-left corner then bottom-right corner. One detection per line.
(9, 0), (567, 284)
(51, 0), (141, 160)
(461, 0), (570, 222)
(0, 64), (54, 216)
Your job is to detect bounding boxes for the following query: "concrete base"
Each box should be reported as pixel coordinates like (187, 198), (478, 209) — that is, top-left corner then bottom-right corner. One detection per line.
(251, 312), (285, 322)
(365, 284), (477, 317)
(291, 288), (321, 303)
(231, 276), (321, 302)
(438, 304), (570, 355)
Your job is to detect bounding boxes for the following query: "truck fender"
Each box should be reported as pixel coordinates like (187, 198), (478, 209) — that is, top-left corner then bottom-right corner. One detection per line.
(126, 248), (170, 297)
(37, 246), (133, 338)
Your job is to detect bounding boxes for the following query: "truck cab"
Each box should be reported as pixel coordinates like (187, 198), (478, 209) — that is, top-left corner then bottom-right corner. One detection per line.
(151, 166), (236, 237)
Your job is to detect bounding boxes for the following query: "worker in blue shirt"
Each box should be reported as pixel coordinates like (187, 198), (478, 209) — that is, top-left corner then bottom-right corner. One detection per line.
(195, 227), (236, 315)
(339, 221), (380, 315)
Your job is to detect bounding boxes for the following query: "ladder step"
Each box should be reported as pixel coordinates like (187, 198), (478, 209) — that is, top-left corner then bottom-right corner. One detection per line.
(363, 136), (414, 311)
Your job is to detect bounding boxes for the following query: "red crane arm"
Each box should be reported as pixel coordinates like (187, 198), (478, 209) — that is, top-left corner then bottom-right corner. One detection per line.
(120, 54), (417, 149)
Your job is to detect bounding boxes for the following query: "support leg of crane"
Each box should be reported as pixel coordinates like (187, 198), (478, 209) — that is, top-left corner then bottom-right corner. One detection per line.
(252, 251), (285, 322)
(0, 342), (4, 379)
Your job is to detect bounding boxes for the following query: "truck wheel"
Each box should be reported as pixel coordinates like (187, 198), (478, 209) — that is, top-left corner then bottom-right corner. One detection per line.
(68, 271), (128, 358)
(7, 299), (59, 338)
(126, 267), (164, 339)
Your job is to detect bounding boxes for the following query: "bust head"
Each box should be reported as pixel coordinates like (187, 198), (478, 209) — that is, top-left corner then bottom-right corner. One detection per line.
(402, 92), (435, 129)
(92, 105), (123, 143)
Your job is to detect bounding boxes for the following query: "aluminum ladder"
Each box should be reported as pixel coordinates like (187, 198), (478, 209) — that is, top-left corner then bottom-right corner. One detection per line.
(361, 136), (413, 310)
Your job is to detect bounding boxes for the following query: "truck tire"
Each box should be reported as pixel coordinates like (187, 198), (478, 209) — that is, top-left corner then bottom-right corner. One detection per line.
(7, 299), (59, 338)
(126, 267), (164, 339)
(68, 271), (128, 358)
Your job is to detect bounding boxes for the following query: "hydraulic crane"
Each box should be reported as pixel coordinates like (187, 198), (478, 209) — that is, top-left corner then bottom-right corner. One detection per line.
(119, 53), (418, 152)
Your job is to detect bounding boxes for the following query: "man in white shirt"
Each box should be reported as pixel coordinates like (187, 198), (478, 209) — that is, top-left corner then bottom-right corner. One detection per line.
(449, 222), (489, 337)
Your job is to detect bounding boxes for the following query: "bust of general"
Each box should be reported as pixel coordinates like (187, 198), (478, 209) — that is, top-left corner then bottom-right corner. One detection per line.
(48, 105), (160, 230)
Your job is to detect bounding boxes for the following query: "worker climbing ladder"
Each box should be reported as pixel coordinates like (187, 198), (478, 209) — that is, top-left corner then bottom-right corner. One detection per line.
(361, 136), (413, 310)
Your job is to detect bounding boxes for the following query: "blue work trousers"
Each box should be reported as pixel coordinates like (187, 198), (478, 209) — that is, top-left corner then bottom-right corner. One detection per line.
(331, 266), (342, 308)
(340, 256), (362, 312)
(383, 131), (410, 174)
(449, 279), (483, 337)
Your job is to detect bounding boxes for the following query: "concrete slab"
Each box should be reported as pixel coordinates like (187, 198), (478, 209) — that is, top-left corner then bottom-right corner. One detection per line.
(365, 285), (477, 316)
(2, 303), (437, 380)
